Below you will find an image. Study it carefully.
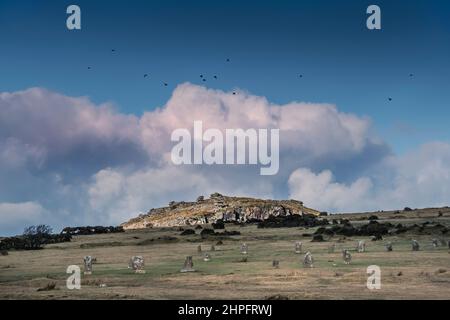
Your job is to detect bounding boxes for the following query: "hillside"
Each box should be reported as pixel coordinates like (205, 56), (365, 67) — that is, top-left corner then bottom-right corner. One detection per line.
(121, 193), (321, 230)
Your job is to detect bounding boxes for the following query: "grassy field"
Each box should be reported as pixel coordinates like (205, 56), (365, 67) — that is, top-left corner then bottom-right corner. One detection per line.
(0, 211), (449, 300)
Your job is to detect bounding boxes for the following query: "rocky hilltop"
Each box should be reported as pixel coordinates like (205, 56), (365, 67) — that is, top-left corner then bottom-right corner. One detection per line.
(121, 193), (320, 230)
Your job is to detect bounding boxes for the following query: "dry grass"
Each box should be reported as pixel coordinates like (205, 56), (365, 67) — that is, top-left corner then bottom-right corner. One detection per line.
(0, 213), (449, 300)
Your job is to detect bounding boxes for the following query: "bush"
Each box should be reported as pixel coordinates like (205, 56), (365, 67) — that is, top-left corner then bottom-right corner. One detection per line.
(0, 225), (71, 251)
(180, 229), (195, 236)
(311, 234), (325, 242)
(404, 207), (413, 212)
(22, 225), (54, 250)
(212, 220), (225, 229)
(200, 229), (215, 237)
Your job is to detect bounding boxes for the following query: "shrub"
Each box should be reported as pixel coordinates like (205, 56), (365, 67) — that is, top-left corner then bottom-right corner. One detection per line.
(22, 225), (54, 250)
(212, 220), (225, 229)
(180, 229), (195, 236)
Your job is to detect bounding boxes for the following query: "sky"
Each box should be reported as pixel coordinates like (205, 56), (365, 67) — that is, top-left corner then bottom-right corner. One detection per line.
(1, 0), (450, 235)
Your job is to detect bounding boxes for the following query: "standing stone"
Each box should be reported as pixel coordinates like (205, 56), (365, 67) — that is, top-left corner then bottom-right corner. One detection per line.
(129, 256), (145, 273)
(342, 250), (352, 264)
(240, 243), (248, 255)
(203, 253), (211, 262)
(83, 256), (93, 275)
(181, 256), (195, 272)
(303, 252), (314, 268)
(295, 241), (302, 254)
(448, 240), (450, 249)
(197, 245), (202, 254)
(385, 242), (393, 252)
(272, 260), (280, 268)
(357, 240), (366, 253)
(328, 243), (336, 253)
(412, 240), (420, 251)
(431, 239), (439, 248)
(210, 245), (215, 252)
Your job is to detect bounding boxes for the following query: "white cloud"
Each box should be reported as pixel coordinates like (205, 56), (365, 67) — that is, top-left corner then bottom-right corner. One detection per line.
(288, 168), (374, 213)
(138, 83), (381, 161)
(288, 142), (450, 213)
(0, 202), (46, 235)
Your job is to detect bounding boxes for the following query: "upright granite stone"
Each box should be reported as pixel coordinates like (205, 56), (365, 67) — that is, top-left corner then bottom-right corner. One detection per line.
(83, 256), (93, 275)
(342, 250), (352, 264)
(241, 243), (248, 255)
(272, 260), (280, 268)
(303, 252), (314, 268)
(295, 241), (302, 254)
(357, 240), (366, 253)
(181, 256), (195, 272)
(129, 256), (145, 273)
(412, 240), (420, 251)
(431, 239), (439, 248)
(197, 245), (202, 254)
(385, 242), (393, 252)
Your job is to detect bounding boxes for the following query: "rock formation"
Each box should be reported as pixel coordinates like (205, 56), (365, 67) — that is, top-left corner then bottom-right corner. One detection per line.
(121, 193), (320, 230)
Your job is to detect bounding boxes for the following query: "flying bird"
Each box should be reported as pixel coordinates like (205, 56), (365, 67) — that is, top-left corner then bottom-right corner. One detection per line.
(299, 74), (303, 78)
(144, 74), (149, 78)
(200, 75), (204, 78)
(163, 82), (168, 87)
(226, 58), (230, 62)
(87, 66), (92, 70)
(213, 75), (218, 79)
(388, 97), (393, 101)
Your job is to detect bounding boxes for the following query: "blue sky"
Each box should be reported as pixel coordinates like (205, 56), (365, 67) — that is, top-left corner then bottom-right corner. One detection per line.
(1, 0), (449, 153)
(1, 0), (450, 235)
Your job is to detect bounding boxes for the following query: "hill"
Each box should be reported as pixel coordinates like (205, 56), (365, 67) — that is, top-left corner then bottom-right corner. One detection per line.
(121, 193), (321, 230)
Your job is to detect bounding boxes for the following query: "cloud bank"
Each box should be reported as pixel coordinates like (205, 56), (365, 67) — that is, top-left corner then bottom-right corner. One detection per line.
(1, 84), (449, 235)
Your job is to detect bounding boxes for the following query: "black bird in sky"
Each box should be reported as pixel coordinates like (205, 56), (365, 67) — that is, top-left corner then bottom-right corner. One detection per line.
(200, 75), (203, 78)
(299, 74), (303, 78)
(409, 73), (414, 77)
(388, 97), (393, 101)
(163, 82), (168, 87)
(226, 58), (230, 62)
(111, 49), (116, 53)
(202, 78), (206, 82)
(213, 75), (218, 79)
(144, 74), (148, 78)
(87, 66), (91, 70)
(232, 92), (236, 95)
